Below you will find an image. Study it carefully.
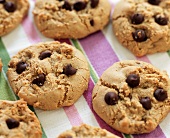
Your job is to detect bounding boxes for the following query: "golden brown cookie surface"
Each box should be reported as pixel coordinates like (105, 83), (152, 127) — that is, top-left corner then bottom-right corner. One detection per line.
(0, 100), (42, 138)
(0, 0), (29, 36)
(33, 0), (111, 39)
(7, 41), (90, 110)
(112, 0), (170, 57)
(92, 60), (170, 134)
(58, 124), (120, 138)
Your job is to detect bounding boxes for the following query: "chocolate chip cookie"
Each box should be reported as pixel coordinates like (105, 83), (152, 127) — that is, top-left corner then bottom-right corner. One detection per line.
(0, 100), (42, 138)
(92, 60), (170, 134)
(112, 0), (170, 57)
(7, 41), (90, 110)
(58, 124), (120, 138)
(33, 0), (111, 39)
(0, 0), (29, 36)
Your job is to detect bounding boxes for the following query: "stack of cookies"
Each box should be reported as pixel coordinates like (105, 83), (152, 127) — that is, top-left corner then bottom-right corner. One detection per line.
(0, 0), (170, 138)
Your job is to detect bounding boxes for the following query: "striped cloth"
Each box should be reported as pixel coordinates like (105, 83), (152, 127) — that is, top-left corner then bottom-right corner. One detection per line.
(0, 0), (170, 138)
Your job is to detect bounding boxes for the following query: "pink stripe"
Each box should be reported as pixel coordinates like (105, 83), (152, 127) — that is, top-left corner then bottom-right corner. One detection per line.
(55, 39), (71, 45)
(79, 31), (119, 77)
(83, 78), (123, 138)
(79, 31), (166, 138)
(22, 17), (41, 44)
(79, 32), (122, 137)
(136, 56), (151, 63)
(63, 106), (83, 126)
(21, 17), (83, 126)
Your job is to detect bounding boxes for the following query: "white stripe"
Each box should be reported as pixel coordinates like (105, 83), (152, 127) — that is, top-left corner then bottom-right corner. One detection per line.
(2, 25), (30, 57)
(159, 113), (170, 138)
(35, 108), (72, 138)
(148, 53), (170, 76)
(74, 92), (99, 127)
(102, 23), (136, 61)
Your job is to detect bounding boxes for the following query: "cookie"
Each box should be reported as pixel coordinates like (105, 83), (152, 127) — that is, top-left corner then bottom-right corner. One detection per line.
(33, 0), (111, 39)
(0, 58), (2, 71)
(58, 124), (120, 138)
(112, 0), (170, 57)
(0, 100), (42, 138)
(92, 60), (170, 134)
(7, 41), (90, 110)
(0, 0), (29, 36)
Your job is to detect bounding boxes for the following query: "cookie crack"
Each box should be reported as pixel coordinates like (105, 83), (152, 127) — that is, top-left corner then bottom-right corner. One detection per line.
(112, 15), (126, 21)
(77, 13), (91, 33)
(100, 79), (119, 92)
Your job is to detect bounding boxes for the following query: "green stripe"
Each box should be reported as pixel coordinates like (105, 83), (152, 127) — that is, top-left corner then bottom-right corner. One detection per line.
(71, 39), (98, 83)
(167, 50), (170, 56)
(71, 39), (132, 138)
(0, 72), (16, 100)
(0, 38), (16, 100)
(0, 38), (47, 138)
(124, 134), (132, 138)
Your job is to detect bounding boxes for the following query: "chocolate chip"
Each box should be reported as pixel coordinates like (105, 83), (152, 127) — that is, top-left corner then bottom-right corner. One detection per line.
(4, 2), (16, 12)
(148, 0), (161, 5)
(132, 29), (147, 42)
(131, 13), (144, 24)
(126, 74), (140, 88)
(91, 0), (99, 8)
(6, 118), (20, 129)
(62, 1), (72, 11)
(16, 61), (27, 74)
(90, 19), (94, 26)
(154, 89), (167, 101)
(140, 97), (152, 110)
(32, 74), (46, 86)
(155, 15), (168, 25)
(104, 92), (119, 105)
(0, 0), (5, 4)
(63, 64), (77, 76)
(39, 51), (52, 60)
(73, 1), (87, 11)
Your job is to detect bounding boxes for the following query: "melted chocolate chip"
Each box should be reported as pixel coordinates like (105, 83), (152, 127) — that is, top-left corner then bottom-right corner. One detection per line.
(32, 74), (46, 86)
(148, 0), (161, 5)
(4, 2), (16, 12)
(39, 51), (52, 60)
(132, 29), (147, 42)
(154, 89), (167, 101)
(126, 74), (140, 88)
(155, 15), (168, 25)
(73, 1), (87, 11)
(140, 97), (152, 110)
(0, 0), (5, 3)
(104, 92), (119, 105)
(91, 0), (99, 8)
(131, 13), (144, 24)
(6, 118), (20, 129)
(16, 61), (27, 74)
(90, 19), (94, 26)
(62, 1), (72, 11)
(63, 64), (77, 76)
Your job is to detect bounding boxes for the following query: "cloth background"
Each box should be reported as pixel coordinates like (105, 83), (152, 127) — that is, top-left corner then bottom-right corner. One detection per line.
(0, 0), (170, 138)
